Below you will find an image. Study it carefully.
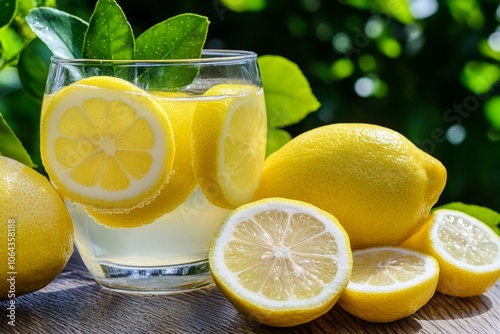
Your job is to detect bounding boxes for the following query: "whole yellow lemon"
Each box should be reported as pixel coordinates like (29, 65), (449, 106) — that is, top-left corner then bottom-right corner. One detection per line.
(0, 156), (74, 300)
(253, 123), (446, 250)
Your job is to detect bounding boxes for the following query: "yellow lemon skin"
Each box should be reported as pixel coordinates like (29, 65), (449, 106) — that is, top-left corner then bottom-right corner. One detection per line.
(254, 123), (447, 250)
(401, 210), (500, 297)
(0, 156), (74, 300)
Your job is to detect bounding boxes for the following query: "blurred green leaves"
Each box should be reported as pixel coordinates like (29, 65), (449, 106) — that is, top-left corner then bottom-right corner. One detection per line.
(0, 0), (17, 29)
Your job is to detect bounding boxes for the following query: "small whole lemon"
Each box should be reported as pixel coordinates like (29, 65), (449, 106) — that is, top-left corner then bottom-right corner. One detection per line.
(254, 123), (447, 250)
(0, 156), (74, 300)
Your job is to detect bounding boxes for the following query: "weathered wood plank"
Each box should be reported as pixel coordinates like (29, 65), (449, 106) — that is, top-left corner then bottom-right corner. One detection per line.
(1, 251), (499, 333)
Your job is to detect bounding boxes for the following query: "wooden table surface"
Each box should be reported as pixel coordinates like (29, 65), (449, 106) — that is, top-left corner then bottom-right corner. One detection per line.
(1, 250), (499, 333)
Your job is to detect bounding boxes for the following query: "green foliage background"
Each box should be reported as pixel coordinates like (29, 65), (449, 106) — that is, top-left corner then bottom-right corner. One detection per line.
(1, 0), (500, 212)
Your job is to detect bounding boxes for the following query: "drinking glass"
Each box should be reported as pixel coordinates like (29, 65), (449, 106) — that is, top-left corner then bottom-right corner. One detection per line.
(41, 50), (267, 294)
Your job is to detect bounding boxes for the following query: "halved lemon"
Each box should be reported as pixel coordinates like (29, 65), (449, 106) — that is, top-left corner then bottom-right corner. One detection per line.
(192, 84), (267, 209)
(209, 198), (352, 327)
(401, 209), (500, 297)
(338, 246), (439, 323)
(87, 92), (197, 228)
(41, 76), (175, 211)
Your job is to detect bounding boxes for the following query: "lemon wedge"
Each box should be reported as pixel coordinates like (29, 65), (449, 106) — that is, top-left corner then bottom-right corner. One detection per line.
(192, 84), (267, 209)
(40, 76), (175, 211)
(209, 198), (352, 327)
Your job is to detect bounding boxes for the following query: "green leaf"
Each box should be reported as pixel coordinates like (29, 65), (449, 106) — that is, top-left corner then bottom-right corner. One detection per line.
(0, 113), (35, 167)
(135, 13), (209, 89)
(341, 0), (413, 24)
(136, 14), (208, 60)
(17, 37), (52, 100)
(221, 0), (267, 12)
(266, 128), (291, 157)
(0, 0), (17, 30)
(26, 7), (88, 59)
(258, 55), (320, 128)
(460, 61), (500, 94)
(83, 0), (135, 60)
(484, 96), (500, 131)
(434, 202), (500, 235)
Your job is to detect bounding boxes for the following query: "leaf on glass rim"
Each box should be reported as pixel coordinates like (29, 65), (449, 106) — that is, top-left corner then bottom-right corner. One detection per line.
(135, 13), (209, 89)
(26, 7), (88, 59)
(0, 0), (17, 30)
(0, 113), (35, 168)
(83, 0), (134, 60)
(258, 55), (320, 155)
(136, 13), (209, 60)
(434, 202), (500, 235)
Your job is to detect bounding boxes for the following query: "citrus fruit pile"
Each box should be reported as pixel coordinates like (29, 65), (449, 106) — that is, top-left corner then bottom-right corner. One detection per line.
(0, 156), (74, 300)
(40, 76), (267, 228)
(208, 123), (500, 326)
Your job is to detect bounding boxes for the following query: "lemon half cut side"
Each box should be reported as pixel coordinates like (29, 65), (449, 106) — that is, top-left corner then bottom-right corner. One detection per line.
(338, 246), (439, 323)
(402, 209), (500, 297)
(209, 198), (353, 327)
(40, 76), (175, 211)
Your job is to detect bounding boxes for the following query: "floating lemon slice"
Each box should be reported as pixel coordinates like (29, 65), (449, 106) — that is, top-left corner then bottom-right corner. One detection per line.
(338, 246), (439, 323)
(87, 91), (197, 228)
(402, 209), (500, 297)
(209, 198), (352, 327)
(192, 84), (267, 209)
(40, 76), (175, 211)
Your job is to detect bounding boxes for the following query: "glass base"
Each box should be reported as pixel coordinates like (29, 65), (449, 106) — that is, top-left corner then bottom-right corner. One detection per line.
(84, 258), (214, 294)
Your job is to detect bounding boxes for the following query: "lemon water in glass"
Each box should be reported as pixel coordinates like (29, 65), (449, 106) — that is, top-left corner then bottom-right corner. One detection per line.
(40, 50), (267, 293)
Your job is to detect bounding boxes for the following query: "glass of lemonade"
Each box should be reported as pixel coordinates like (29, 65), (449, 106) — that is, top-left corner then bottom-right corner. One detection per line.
(40, 50), (267, 294)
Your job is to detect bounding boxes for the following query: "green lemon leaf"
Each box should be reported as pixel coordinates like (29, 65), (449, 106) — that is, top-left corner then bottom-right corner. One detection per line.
(0, 113), (35, 167)
(26, 7), (88, 59)
(18, 37), (52, 100)
(136, 13), (208, 60)
(266, 128), (292, 157)
(434, 202), (500, 235)
(258, 55), (320, 128)
(221, 0), (266, 12)
(135, 13), (208, 89)
(0, 0), (17, 30)
(83, 0), (134, 60)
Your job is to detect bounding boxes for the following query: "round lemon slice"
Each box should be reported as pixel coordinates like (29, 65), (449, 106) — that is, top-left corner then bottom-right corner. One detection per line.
(402, 209), (500, 297)
(192, 84), (267, 209)
(209, 198), (352, 327)
(338, 246), (439, 323)
(40, 76), (175, 211)
(87, 92), (197, 228)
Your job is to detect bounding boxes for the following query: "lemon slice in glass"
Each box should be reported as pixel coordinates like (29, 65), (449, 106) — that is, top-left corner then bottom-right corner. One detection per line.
(402, 209), (500, 297)
(338, 246), (439, 323)
(86, 92), (197, 228)
(192, 84), (267, 209)
(209, 198), (352, 327)
(40, 76), (175, 211)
